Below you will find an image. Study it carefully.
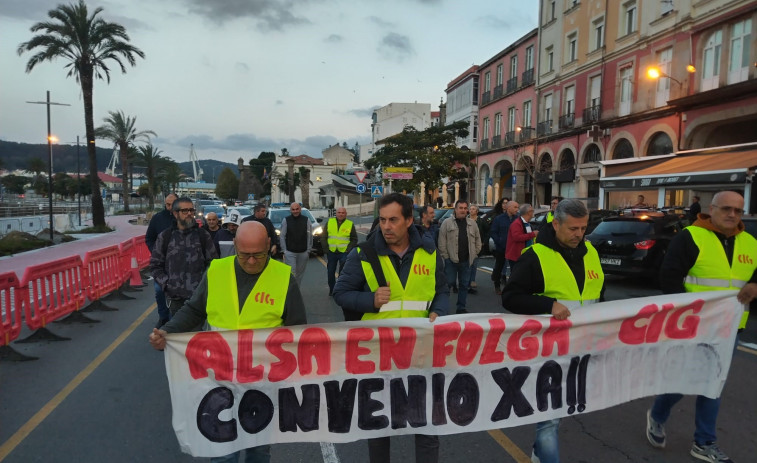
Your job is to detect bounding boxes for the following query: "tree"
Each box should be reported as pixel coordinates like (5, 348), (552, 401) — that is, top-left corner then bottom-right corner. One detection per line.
(365, 121), (470, 198)
(133, 143), (167, 209)
(1, 175), (31, 195)
(248, 151), (276, 197)
(161, 161), (185, 194)
(18, 0), (146, 227)
(96, 110), (155, 212)
(299, 166), (313, 209)
(53, 172), (71, 198)
(215, 167), (239, 200)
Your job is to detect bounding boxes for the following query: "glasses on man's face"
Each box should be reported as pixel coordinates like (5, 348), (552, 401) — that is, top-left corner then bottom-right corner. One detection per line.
(712, 205), (744, 215)
(177, 208), (196, 214)
(237, 251), (268, 261)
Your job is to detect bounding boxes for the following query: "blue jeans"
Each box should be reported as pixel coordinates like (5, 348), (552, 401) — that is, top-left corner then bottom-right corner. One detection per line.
(533, 418), (560, 463)
(470, 256), (479, 284)
(210, 445), (270, 463)
(444, 259), (470, 312)
(326, 251), (348, 293)
(651, 394), (720, 444)
(154, 281), (170, 322)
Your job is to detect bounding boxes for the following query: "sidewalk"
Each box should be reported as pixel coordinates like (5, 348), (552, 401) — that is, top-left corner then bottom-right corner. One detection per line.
(0, 214), (148, 280)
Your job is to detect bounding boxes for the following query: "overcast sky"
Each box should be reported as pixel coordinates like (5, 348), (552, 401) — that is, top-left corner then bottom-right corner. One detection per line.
(1, 0), (538, 164)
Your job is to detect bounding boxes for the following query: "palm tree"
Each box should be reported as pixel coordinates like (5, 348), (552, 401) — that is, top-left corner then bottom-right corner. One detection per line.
(96, 110), (155, 212)
(18, 0), (146, 227)
(133, 144), (167, 210)
(161, 161), (186, 195)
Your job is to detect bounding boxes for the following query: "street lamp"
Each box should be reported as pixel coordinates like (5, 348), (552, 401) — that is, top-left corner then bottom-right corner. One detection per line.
(646, 67), (683, 88)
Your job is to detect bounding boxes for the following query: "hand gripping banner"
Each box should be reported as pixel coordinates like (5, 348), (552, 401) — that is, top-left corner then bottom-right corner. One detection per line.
(163, 291), (741, 457)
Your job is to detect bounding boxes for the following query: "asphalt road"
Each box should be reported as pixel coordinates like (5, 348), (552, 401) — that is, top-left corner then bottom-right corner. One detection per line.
(1, 249), (756, 463)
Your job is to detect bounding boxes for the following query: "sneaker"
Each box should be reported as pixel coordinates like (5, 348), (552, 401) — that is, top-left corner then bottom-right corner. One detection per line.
(456, 308), (468, 314)
(470, 281), (477, 289)
(451, 285), (458, 293)
(690, 442), (734, 463)
(645, 409), (666, 448)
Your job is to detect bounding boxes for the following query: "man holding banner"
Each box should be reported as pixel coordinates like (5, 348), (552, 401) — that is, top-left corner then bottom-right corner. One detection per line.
(646, 190), (757, 463)
(333, 192), (448, 463)
(501, 199), (604, 463)
(149, 221), (307, 463)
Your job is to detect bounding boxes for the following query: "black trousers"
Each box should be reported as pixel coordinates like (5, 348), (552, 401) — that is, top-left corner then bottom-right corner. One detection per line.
(368, 435), (439, 463)
(491, 250), (507, 284)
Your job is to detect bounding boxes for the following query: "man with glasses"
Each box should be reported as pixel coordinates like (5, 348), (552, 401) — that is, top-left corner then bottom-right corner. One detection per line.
(150, 197), (217, 318)
(145, 193), (178, 328)
(645, 191), (757, 463)
(150, 221), (306, 463)
(243, 203), (279, 255)
(280, 202), (312, 285)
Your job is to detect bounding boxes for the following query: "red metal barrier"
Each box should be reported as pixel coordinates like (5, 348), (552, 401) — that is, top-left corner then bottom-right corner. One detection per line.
(0, 272), (24, 346)
(118, 238), (134, 285)
(20, 256), (87, 331)
(82, 245), (121, 302)
(133, 235), (150, 270)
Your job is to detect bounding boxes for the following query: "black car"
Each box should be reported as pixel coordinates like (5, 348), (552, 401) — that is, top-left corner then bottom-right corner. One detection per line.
(585, 212), (690, 278)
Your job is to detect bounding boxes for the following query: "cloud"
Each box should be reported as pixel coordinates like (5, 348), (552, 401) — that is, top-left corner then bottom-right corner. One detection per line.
(377, 32), (414, 63)
(346, 106), (381, 118)
(324, 34), (343, 43)
(1, 0), (59, 20)
(235, 62), (250, 73)
(473, 15), (516, 30)
(181, 0), (312, 31)
(367, 15), (394, 29)
(275, 100), (284, 106)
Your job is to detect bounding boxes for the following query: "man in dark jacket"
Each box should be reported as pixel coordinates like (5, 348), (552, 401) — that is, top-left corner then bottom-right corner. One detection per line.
(145, 193), (178, 328)
(688, 195), (701, 222)
(419, 204), (440, 245)
(150, 197), (218, 321)
(280, 202), (312, 285)
(489, 200), (519, 294)
(242, 203), (280, 255)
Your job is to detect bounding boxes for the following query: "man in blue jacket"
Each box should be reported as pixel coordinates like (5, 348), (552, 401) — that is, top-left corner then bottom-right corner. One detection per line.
(145, 193), (177, 328)
(489, 200), (519, 294)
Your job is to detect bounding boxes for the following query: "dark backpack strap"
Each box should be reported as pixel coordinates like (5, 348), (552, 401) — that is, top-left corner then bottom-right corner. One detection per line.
(359, 240), (387, 287)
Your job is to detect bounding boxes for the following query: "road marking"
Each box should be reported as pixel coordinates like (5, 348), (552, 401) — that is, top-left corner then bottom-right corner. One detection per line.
(319, 442), (341, 463)
(0, 303), (156, 462)
(317, 255), (327, 267)
(737, 344), (757, 356)
(479, 267), (493, 274)
(487, 429), (531, 462)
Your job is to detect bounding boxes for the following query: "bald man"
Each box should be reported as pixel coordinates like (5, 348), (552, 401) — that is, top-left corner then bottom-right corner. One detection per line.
(150, 221), (307, 463)
(321, 207), (358, 295)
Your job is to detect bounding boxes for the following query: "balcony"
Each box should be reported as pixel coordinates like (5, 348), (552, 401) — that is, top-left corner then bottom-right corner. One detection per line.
(506, 76), (518, 94)
(504, 131), (516, 146)
(522, 68), (534, 86)
(493, 85), (503, 99)
(481, 91), (491, 105)
(480, 138), (489, 151)
(492, 135), (501, 149)
(519, 126), (534, 142)
(537, 120), (553, 136)
(583, 105), (601, 124)
(558, 112), (575, 130)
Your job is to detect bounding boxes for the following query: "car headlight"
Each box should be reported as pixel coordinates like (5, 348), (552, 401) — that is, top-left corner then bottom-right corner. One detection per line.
(313, 226), (323, 236)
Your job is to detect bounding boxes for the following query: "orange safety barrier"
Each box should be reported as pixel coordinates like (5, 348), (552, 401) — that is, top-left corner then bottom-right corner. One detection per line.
(133, 235), (151, 270)
(82, 245), (122, 302)
(119, 238), (144, 287)
(20, 256), (87, 331)
(0, 272), (24, 346)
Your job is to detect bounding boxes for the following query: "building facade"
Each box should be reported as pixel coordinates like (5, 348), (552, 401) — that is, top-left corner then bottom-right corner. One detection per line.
(360, 102), (433, 162)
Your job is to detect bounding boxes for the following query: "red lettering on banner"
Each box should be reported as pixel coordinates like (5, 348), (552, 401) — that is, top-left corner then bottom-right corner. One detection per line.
(619, 300), (704, 345)
(237, 330), (264, 383)
(456, 321), (484, 366)
(378, 327), (416, 371)
(266, 328), (297, 382)
(542, 318), (572, 357)
(479, 318), (506, 364)
(185, 332), (233, 381)
(432, 322), (462, 367)
(298, 327), (332, 376)
(346, 328), (375, 374)
(665, 299), (703, 339)
(618, 303), (659, 344)
(507, 319), (542, 361)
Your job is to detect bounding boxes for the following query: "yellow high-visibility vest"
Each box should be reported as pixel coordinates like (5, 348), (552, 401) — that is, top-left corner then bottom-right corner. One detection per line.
(532, 242), (604, 309)
(546, 211), (554, 223)
(685, 226), (757, 329)
(327, 218), (353, 252)
(206, 256), (290, 330)
(360, 247), (436, 320)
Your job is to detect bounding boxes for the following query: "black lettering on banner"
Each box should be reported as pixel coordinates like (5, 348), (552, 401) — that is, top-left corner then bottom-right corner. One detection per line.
(536, 360), (563, 412)
(197, 387), (237, 443)
(565, 354), (590, 414)
(446, 373), (479, 426)
(431, 373), (447, 426)
(358, 378), (389, 430)
(239, 390), (274, 434)
(324, 379), (358, 433)
(490, 366), (534, 421)
(390, 375), (427, 429)
(278, 385), (320, 432)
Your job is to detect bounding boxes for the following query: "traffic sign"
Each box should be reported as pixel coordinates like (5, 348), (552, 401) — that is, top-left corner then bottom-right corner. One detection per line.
(383, 173), (413, 180)
(354, 171), (368, 183)
(356, 183), (366, 194)
(385, 167), (413, 173)
(371, 185), (384, 198)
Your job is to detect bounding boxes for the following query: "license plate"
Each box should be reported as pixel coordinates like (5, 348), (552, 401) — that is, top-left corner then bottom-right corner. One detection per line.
(600, 258), (621, 265)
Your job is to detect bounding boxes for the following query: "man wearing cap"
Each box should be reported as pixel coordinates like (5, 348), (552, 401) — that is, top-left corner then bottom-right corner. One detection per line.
(215, 208), (245, 257)
(321, 207), (357, 296)
(280, 202), (312, 285)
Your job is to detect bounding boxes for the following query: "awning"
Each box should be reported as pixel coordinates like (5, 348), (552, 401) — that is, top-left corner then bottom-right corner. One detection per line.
(600, 148), (757, 190)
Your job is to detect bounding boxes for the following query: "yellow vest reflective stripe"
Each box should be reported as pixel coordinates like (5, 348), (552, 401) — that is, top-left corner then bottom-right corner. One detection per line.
(685, 226), (757, 329)
(206, 256), (290, 330)
(532, 242), (604, 309)
(359, 246), (436, 319)
(327, 218), (353, 252)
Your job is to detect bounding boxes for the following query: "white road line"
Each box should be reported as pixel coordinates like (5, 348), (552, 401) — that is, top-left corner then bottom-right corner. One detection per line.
(320, 442), (341, 463)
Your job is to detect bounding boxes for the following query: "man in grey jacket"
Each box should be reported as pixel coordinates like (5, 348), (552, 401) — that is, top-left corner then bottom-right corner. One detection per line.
(438, 199), (481, 314)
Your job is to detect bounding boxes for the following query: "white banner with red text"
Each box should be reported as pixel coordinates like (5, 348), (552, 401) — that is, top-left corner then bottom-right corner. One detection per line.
(163, 291), (741, 457)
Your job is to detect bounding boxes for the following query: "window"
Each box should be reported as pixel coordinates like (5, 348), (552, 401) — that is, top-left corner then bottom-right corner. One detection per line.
(484, 72), (491, 92)
(507, 108), (515, 132)
(623, 1), (637, 35)
(654, 47), (673, 107)
(546, 46), (554, 72)
(567, 33), (577, 62)
(593, 17), (605, 50)
(495, 113), (503, 136)
(589, 75), (601, 108)
(510, 55), (518, 78)
(496, 64), (503, 86)
(728, 18), (751, 84)
(523, 100), (532, 127)
(564, 85), (575, 115)
(702, 30), (722, 91)
(550, 1), (556, 21)
(525, 46), (534, 70)
(619, 67), (633, 116)
(483, 117), (490, 139)
(661, 0), (673, 16)
(613, 139), (634, 159)
(544, 94), (553, 122)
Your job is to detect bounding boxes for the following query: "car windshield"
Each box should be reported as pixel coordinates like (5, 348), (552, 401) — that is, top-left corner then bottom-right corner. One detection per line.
(203, 205), (224, 214)
(269, 209), (316, 225)
(592, 220), (653, 236)
(234, 207), (252, 216)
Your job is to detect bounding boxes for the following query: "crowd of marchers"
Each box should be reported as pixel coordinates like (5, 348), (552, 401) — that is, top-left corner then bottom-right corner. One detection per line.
(146, 190), (756, 463)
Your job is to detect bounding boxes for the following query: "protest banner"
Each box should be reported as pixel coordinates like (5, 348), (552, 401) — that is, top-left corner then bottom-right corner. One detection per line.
(163, 291), (741, 457)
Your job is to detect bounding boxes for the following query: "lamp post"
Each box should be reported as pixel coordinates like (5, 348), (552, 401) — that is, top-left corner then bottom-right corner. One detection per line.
(647, 66), (694, 150)
(285, 157), (296, 204)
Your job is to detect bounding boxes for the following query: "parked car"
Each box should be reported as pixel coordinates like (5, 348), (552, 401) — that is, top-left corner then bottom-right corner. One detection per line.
(585, 212), (690, 279)
(196, 204), (226, 224)
(267, 207), (324, 256)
